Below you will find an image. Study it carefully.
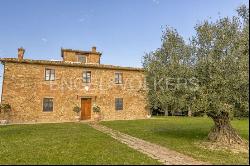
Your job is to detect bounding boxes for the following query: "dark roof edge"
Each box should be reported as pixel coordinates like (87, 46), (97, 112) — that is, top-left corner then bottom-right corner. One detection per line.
(61, 48), (102, 57)
(0, 58), (144, 72)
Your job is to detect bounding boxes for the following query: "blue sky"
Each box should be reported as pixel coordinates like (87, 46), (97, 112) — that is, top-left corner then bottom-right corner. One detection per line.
(0, 0), (248, 97)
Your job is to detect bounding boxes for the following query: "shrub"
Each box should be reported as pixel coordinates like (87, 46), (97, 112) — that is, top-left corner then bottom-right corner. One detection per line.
(0, 104), (11, 113)
(73, 106), (81, 114)
(93, 104), (101, 113)
(192, 110), (205, 117)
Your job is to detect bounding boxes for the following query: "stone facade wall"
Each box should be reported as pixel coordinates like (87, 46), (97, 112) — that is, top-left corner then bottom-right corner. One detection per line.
(87, 54), (100, 64)
(62, 51), (100, 64)
(1, 62), (148, 123)
(63, 51), (77, 62)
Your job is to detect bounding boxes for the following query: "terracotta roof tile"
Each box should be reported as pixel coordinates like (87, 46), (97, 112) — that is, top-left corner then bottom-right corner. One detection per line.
(0, 58), (144, 72)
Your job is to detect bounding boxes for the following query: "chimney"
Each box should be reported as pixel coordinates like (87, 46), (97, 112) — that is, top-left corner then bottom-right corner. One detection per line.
(18, 47), (25, 60)
(92, 46), (97, 53)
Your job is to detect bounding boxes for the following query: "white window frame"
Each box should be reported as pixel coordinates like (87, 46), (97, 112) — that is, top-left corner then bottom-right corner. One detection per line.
(83, 71), (91, 83)
(114, 72), (123, 84)
(45, 68), (55, 81)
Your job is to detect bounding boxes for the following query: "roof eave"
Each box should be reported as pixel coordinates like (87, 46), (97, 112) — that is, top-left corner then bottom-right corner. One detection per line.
(0, 58), (144, 72)
(61, 48), (102, 58)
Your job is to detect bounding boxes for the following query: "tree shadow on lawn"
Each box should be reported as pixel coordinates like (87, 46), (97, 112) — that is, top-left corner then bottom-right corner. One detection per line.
(149, 124), (249, 153)
(149, 126), (210, 141)
(151, 127), (249, 165)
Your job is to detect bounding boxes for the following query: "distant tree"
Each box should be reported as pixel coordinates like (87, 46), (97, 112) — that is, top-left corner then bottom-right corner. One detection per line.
(143, 27), (193, 116)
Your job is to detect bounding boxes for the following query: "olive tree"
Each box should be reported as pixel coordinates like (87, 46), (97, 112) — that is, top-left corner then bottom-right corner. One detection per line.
(191, 5), (249, 144)
(143, 5), (248, 145)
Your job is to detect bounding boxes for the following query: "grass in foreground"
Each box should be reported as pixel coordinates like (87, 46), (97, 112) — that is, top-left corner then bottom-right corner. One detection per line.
(101, 117), (249, 165)
(0, 123), (159, 165)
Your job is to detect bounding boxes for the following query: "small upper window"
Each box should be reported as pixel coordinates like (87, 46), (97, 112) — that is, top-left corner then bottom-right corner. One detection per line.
(43, 98), (53, 112)
(115, 73), (123, 84)
(115, 98), (123, 111)
(83, 71), (91, 83)
(45, 68), (55, 81)
(78, 55), (87, 63)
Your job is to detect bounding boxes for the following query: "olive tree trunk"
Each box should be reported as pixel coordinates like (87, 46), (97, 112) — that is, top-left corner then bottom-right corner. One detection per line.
(208, 113), (244, 145)
(188, 107), (192, 117)
(164, 106), (168, 116)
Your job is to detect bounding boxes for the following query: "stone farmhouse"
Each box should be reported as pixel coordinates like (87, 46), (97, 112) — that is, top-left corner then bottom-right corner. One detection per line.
(0, 47), (149, 123)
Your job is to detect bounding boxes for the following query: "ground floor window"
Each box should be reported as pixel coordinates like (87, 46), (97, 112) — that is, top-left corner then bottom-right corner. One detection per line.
(115, 98), (123, 111)
(43, 98), (53, 112)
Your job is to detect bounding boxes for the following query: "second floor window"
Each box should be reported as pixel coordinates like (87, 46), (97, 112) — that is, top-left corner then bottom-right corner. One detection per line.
(45, 68), (55, 81)
(115, 73), (123, 84)
(83, 71), (91, 83)
(78, 55), (87, 63)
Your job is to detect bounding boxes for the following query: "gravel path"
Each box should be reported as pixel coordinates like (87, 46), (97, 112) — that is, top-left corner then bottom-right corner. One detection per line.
(89, 123), (209, 165)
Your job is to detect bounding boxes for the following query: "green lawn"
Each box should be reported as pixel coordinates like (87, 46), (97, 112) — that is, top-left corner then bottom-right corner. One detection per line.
(0, 123), (159, 165)
(101, 117), (249, 165)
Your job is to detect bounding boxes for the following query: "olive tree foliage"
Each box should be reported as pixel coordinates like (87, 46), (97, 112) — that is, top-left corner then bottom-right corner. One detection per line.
(191, 5), (249, 144)
(143, 5), (249, 145)
(143, 27), (193, 116)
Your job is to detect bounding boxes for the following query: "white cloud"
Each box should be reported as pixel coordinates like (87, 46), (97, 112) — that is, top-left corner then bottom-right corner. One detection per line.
(152, 0), (160, 5)
(41, 38), (48, 43)
(77, 13), (91, 23)
(78, 18), (85, 22)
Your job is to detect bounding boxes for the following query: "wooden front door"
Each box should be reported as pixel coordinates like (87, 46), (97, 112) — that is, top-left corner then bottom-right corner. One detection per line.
(81, 98), (91, 120)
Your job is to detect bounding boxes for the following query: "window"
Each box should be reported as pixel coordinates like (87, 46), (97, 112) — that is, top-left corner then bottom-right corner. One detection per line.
(78, 55), (87, 63)
(83, 71), (91, 83)
(115, 73), (123, 84)
(115, 98), (123, 111)
(45, 68), (55, 81)
(43, 98), (53, 112)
